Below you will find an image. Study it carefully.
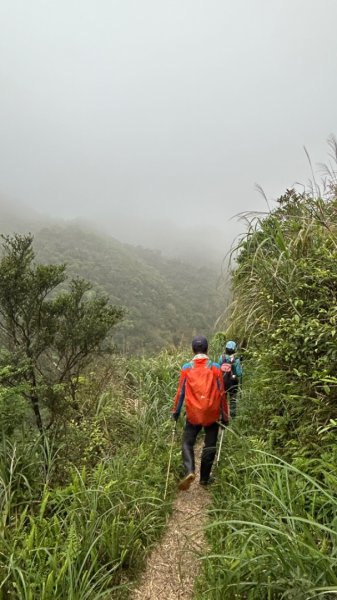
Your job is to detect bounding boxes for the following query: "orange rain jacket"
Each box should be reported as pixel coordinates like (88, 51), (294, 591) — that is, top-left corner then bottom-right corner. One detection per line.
(172, 355), (229, 426)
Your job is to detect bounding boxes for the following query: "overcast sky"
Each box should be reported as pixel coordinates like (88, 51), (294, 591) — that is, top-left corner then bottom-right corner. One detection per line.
(1, 0), (337, 256)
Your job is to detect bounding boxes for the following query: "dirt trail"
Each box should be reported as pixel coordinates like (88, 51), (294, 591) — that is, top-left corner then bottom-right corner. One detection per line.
(132, 444), (209, 600)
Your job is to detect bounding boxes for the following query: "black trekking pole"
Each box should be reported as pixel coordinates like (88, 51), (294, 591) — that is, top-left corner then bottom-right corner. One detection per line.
(164, 421), (177, 500)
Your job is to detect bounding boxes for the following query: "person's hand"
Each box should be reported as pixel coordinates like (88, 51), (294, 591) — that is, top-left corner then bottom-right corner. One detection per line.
(172, 413), (179, 422)
(220, 417), (229, 427)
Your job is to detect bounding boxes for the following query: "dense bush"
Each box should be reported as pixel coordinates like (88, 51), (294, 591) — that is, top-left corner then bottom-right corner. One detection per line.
(196, 422), (337, 600)
(197, 141), (337, 598)
(0, 351), (182, 599)
(228, 184), (337, 457)
(0, 234), (124, 434)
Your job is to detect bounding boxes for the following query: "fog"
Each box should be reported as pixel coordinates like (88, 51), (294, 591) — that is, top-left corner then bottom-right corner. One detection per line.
(1, 0), (337, 263)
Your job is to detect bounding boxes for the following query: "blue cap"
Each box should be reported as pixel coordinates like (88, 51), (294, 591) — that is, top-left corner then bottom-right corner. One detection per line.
(225, 340), (236, 351)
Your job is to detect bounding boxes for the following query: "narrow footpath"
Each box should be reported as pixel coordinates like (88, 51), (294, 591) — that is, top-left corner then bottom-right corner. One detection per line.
(132, 444), (209, 600)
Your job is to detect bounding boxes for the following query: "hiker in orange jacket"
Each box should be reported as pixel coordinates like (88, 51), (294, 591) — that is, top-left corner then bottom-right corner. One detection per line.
(172, 335), (229, 490)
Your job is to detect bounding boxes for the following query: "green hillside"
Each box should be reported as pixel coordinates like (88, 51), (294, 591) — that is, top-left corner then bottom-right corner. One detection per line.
(0, 215), (224, 352)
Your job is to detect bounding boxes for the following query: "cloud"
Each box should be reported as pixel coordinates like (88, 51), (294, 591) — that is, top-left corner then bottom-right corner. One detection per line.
(0, 0), (336, 254)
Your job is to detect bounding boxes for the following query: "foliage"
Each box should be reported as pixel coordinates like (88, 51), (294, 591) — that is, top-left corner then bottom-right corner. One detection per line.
(0, 230), (189, 598)
(0, 350), (182, 599)
(225, 183), (337, 455)
(196, 425), (337, 600)
(197, 141), (337, 598)
(0, 234), (124, 432)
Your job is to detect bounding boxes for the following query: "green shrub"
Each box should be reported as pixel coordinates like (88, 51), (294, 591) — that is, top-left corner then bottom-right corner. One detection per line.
(0, 350), (181, 599)
(196, 427), (337, 600)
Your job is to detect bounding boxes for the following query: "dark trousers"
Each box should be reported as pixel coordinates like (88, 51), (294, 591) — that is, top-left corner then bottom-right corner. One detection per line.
(228, 383), (239, 418)
(182, 420), (219, 482)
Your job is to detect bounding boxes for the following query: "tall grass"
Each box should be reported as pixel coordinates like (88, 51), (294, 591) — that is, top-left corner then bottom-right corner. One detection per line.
(0, 350), (183, 599)
(198, 164), (337, 598)
(196, 425), (337, 600)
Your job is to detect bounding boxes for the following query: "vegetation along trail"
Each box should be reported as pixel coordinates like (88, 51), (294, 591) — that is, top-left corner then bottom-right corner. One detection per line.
(5, 142), (337, 598)
(132, 444), (209, 600)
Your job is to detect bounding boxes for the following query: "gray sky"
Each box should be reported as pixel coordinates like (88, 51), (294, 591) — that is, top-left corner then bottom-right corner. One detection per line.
(1, 0), (337, 258)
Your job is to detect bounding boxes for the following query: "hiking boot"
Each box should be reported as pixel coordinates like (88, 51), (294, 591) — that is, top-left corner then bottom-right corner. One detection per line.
(199, 476), (214, 487)
(178, 472), (196, 491)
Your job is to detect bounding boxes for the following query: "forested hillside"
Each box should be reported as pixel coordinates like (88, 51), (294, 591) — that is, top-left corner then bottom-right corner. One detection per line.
(0, 206), (224, 352)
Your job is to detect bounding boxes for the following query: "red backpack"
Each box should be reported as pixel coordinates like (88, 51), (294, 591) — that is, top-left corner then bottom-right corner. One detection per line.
(184, 360), (221, 426)
(220, 354), (235, 389)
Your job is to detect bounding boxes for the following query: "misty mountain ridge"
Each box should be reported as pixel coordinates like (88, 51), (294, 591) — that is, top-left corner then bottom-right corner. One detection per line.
(0, 194), (65, 234)
(90, 212), (230, 267)
(0, 197), (227, 352)
(0, 195), (230, 267)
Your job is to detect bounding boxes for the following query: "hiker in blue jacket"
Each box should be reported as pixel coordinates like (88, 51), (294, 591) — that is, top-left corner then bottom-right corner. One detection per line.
(219, 340), (242, 418)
